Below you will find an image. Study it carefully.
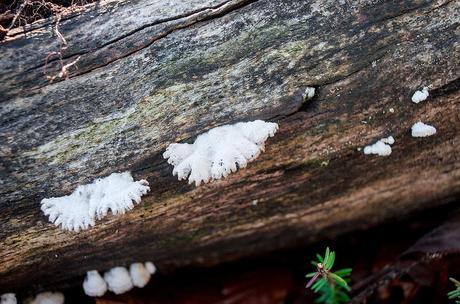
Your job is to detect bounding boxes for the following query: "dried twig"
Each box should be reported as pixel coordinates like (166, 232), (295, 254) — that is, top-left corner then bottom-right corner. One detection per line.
(3, 0), (90, 81)
(6, 0), (29, 31)
(53, 14), (67, 49)
(47, 55), (81, 82)
(44, 10), (80, 82)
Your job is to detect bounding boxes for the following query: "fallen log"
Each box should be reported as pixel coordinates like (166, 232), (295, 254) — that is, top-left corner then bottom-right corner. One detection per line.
(0, 0), (459, 295)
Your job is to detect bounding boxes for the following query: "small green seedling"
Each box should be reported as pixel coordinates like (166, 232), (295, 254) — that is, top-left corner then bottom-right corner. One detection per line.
(448, 278), (460, 303)
(306, 247), (352, 304)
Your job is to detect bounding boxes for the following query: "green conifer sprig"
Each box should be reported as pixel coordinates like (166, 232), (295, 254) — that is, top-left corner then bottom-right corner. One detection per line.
(305, 247), (352, 304)
(448, 278), (460, 304)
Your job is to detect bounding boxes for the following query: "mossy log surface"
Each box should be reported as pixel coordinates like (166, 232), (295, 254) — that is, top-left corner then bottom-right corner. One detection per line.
(0, 0), (459, 294)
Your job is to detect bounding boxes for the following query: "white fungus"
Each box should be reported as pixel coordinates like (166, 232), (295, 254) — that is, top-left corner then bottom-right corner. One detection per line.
(41, 172), (150, 232)
(145, 261), (156, 275)
(364, 136), (395, 156)
(104, 267), (133, 295)
(129, 263), (152, 288)
(83, 270), (107, 297)
(27, 292), (64, 304)
(364, 141), (392, 156)
(411, 122), (436, 137)
(411, 87), (429, 103)
(163, 120), (279, 186)
(380, 136), (395, 145)
(303, 87), (316, 100)
(0, 293), (17, 304)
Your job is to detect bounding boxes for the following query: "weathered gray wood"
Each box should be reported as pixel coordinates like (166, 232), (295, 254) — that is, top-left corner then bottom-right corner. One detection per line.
(0, 0), (459, 295)
(0, 0), (229, 91)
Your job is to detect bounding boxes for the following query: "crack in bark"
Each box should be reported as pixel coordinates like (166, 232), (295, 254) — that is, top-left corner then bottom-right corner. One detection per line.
(24, 0), (236, 72)
(309, 32), (429, 90)
(29, 0), (257, 89)
(270, 40), (401, 121)
(8, 0), (454, 95)
(432, 77), (460, 97)
(369, 1), (432, 25)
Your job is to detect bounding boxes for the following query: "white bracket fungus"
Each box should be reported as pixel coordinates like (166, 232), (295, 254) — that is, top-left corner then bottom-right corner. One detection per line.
(411, 122), (436, 137)
(411, 87), (429, 103)
(27, 292), (64, 304)
(163, 120), (279, 186)
(103, 267), (133, 295)
(363, 136), (395, 156)
(41, 172), (150, 232)
(83, 270), (107, 297)
(0, 293), (16, 304)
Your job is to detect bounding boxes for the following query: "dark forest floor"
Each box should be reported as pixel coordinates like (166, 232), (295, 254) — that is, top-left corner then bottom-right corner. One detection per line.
(59, 201), (460, 304)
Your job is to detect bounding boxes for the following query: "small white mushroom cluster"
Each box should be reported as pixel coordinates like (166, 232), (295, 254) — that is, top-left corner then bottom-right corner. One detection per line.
(26, 292), (64, 304)
(2, 292), (65, 304)
(83, 262), (156, 297)
(0, 293), (16, 304)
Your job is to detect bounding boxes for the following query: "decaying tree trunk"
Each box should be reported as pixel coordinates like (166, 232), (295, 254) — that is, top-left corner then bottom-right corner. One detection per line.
(0, 0), (459, 296)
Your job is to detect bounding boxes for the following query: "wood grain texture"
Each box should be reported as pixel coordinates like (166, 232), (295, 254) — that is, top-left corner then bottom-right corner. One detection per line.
(0, 0), (459, 295)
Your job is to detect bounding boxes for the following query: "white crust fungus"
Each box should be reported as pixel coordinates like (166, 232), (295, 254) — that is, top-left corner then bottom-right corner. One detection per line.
(411, 122), (436, 137)
(411, 87), (429, 103)
(303, 87), (316, 101)
(380, 136), (395, 145)
(163, 120), (279, 186)
(83, 270), (107, 297)
(41, 172), (150, 232)
(364, 136), (395, 156)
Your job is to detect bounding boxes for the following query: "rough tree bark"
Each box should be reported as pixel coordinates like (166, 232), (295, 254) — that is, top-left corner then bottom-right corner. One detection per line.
(0, 0), (459, 296)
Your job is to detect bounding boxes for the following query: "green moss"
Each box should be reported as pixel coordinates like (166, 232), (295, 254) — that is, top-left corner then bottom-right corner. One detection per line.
(31, 83), (194, 164)
(310, 119), (343, 136)
(31, 21), (316, 166)
(303, 157), (330, 168)
(157, 22), (310, 80)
